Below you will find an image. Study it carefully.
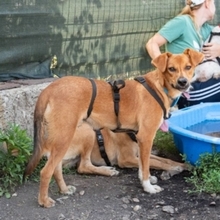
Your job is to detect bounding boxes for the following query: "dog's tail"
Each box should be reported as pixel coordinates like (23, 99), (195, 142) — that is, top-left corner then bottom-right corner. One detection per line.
(23, 97), (46, 182)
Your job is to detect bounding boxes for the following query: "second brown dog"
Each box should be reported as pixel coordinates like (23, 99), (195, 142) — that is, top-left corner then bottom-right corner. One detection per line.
(63, 122), (188, 179)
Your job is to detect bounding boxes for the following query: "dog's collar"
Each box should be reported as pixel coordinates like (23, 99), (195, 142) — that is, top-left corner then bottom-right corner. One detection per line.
(134, 77), (171, 120)
(163, 88), (180, 107)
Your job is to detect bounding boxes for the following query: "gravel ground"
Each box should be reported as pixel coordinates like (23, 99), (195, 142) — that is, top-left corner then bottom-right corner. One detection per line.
(0, 168), (220, 220)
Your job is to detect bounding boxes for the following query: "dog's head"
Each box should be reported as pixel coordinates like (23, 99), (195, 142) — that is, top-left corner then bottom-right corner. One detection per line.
(151, 48), (204, 92)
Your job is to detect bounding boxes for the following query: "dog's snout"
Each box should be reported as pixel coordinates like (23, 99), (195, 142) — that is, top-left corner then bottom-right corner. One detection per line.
(177, 77), (188, 87)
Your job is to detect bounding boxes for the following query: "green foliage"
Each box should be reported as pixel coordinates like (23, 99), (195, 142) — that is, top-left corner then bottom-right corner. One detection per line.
(0, 124), (32, 198)
(185, 153), (220, 194)
(153, 130), (180, 159)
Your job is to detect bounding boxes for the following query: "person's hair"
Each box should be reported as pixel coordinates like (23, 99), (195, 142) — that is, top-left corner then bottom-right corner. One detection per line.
(179, 0), (204, 18)
(178, 0), (208, 29)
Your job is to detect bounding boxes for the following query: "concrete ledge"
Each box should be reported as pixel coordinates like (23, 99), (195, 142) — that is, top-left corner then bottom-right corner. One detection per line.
(0, 78), (56, 137)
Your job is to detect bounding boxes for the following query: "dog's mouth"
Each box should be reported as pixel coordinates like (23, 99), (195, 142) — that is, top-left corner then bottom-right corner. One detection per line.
(172, 77), (190, 91)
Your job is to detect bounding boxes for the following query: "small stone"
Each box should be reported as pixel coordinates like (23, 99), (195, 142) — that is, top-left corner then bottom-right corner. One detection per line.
(122, 197), (130, 204)
(209, 201), (216, 206)
(133, 205), (141, 211)
(162, 205), (175, 214)
(121, 204), (128, 209)
(156, 200), (165, 206)
(58, 213), (65, 220)
(79, 190), (85, 195)
(147, 214), (158, 220)
(122, 215), (130, 220)
(160, 171), (171, 180)
(132, 198), (140, 203)
(56, 196), (69, 204)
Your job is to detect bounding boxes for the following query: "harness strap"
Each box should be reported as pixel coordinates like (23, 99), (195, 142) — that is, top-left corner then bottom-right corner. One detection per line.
(108, 79), (125, 117)
(87, 79), (97, 118)
(134, 76), (170, 119)
(95, 129), (111, 166)
(126, 132), (137, 142)
(111, 128), (138, 133)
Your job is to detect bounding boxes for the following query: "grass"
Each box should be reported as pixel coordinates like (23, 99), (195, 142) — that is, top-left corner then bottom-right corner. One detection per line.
(0, 124), (32, 198)
(185, 153), (220, 194)
(153, 130), (182, 161)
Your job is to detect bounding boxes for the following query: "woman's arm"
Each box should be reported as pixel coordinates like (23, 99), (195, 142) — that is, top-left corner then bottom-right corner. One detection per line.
(146, 33), (168, 59)
(202, 42), (220, 60)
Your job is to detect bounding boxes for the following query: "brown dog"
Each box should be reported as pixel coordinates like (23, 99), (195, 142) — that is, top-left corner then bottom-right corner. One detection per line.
(62, 122), (188, 177)
(23, 48), (204, 208)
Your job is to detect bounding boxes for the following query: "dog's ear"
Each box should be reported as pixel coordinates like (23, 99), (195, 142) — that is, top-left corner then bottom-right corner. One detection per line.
(151, 52), (172, 72)
(183, 48), (204, 66)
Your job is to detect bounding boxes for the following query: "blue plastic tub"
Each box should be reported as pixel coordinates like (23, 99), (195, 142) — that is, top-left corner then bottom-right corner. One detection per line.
(168, 103), (220, 165)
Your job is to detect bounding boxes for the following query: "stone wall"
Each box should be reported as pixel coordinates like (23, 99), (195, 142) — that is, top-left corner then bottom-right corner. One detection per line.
(0, 81), (54, 138)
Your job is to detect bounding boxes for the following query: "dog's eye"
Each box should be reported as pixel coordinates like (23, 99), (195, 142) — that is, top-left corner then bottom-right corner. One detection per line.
(185, 65), (191, 70)
(168, 67), (176, 72)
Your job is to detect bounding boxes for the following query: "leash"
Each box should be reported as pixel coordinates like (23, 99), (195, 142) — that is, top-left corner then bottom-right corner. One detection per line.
(95, 129), (111, 166)
(134, 76), (170, 119)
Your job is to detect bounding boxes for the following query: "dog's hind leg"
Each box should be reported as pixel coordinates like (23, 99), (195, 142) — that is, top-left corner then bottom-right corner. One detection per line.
(53, 161), (76, 195)
(38, 142), (74, 208)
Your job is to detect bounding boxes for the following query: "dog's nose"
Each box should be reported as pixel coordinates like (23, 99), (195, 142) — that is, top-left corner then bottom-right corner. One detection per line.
(177, 77), (188, 87)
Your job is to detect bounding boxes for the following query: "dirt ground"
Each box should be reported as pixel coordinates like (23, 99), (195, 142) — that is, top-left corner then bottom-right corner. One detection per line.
(0, 167), (220, 220)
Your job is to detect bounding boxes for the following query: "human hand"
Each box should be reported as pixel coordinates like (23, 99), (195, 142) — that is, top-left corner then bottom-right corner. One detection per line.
(202, 43), (220, 59)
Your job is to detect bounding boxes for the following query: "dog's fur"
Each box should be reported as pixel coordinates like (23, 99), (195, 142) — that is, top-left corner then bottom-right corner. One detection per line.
(23, 48), (204, 208)
(192, 25), (220, 83)
(62, 122), (188, 177)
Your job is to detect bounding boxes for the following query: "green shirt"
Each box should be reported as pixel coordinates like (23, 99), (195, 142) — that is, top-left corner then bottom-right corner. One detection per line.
(158, 15), (213, 54)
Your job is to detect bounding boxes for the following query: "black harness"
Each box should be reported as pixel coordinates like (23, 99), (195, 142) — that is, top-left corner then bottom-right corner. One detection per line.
(95, 129), (137, 166)
(86, 79), (97, 118)
(108, 79), (125, 128)
(95, 129), (111, 166)
(134, 76), (171, 119)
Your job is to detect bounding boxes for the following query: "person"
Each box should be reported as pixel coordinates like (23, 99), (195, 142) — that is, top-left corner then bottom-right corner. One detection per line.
(146, 0), (220, 109)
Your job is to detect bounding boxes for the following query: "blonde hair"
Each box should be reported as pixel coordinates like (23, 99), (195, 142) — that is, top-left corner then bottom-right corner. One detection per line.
(180, 0), (204, 17)
(179, 0), (207, 29)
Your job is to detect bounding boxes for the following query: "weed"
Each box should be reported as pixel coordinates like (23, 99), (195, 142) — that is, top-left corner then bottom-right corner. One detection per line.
(0, 124), (32, 198)
(185, 153), (220, 194)
(153, 130), (181, 161)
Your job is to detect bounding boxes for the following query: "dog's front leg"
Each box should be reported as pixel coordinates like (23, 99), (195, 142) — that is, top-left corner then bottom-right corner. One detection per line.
(138, 138), (163, 194)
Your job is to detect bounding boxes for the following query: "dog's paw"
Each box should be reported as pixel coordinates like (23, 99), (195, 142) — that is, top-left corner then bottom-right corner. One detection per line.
(109, 167), (119, 176)
(60, 185), (76, 195)
(38, 196), (56, 208)
(213, 72), (220, 79)
(142, 179), (163, 194)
